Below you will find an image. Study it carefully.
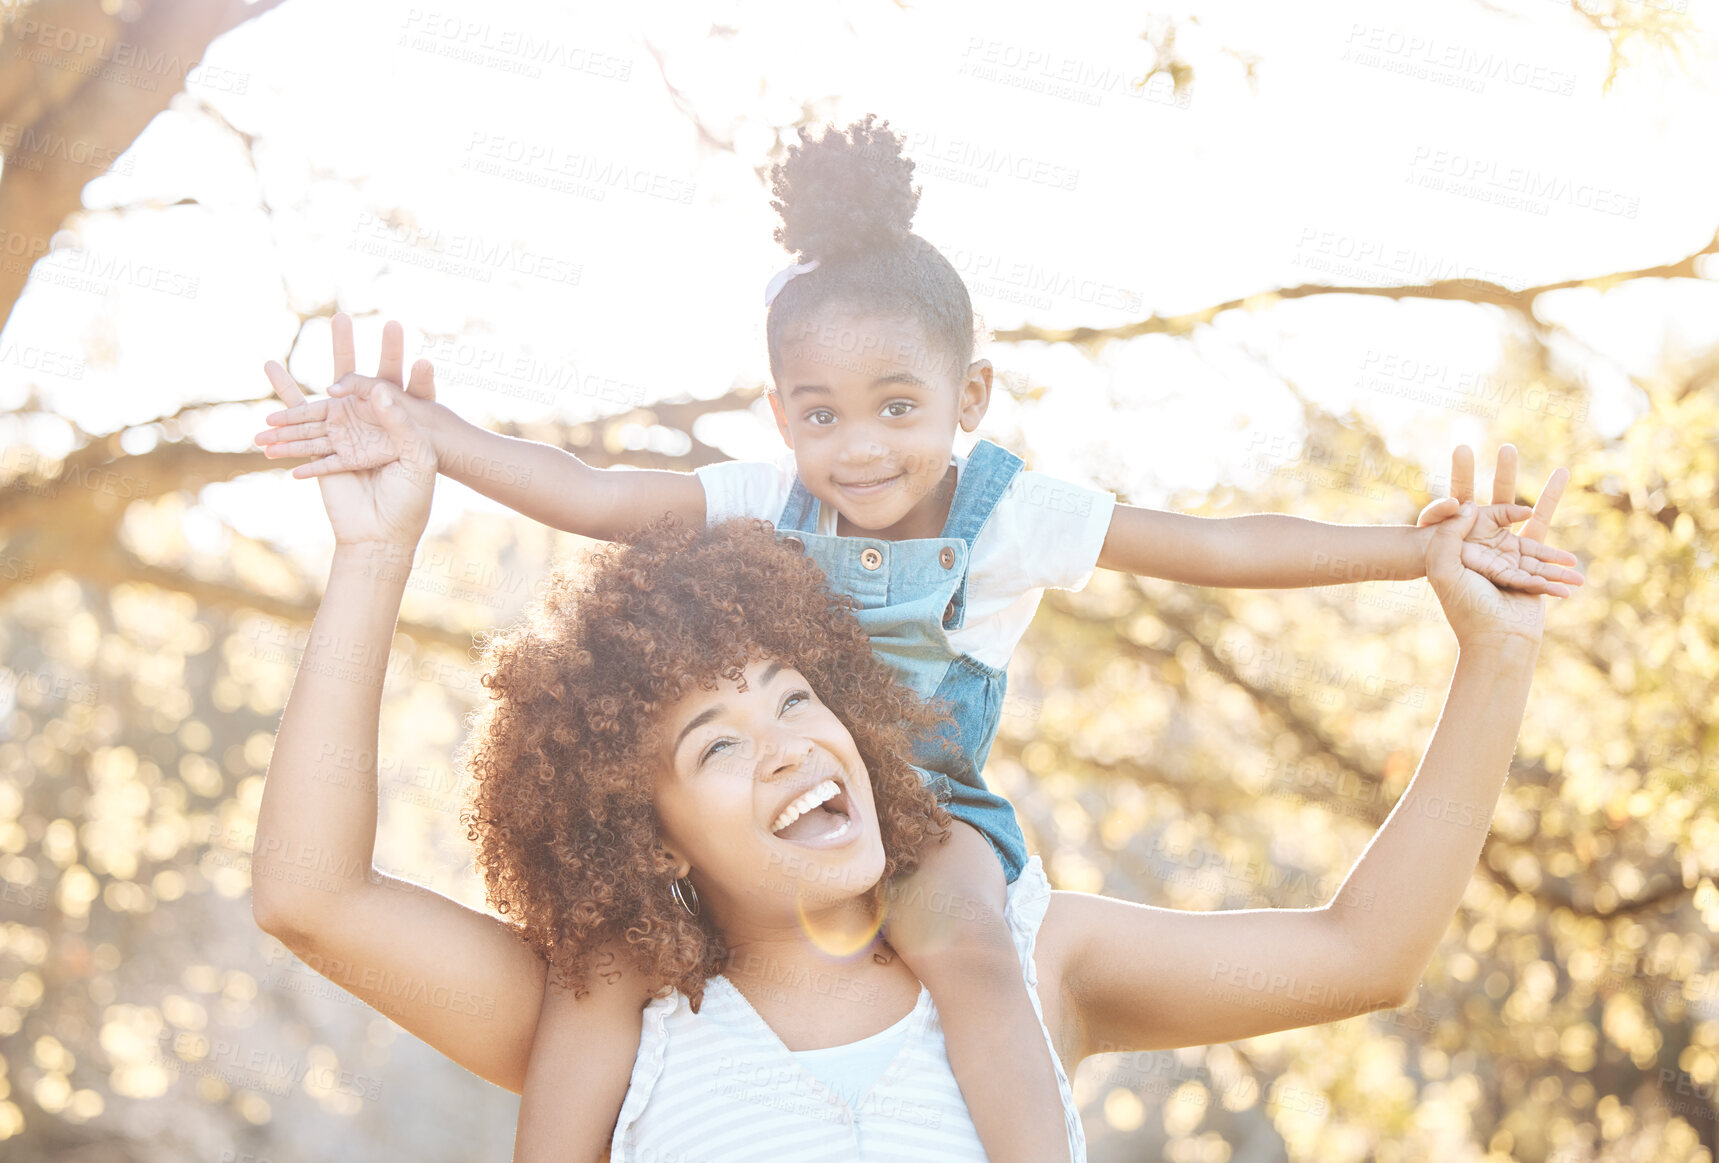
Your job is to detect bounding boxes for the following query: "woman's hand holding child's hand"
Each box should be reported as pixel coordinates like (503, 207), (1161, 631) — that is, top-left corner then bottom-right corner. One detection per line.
(254, 314), (439, 479)
(1419, 444), (1573, 651)
(1415, 444), (1581, 599)
(257, 314), (438, 549)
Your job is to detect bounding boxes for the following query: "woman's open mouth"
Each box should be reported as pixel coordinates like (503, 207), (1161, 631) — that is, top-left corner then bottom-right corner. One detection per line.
(768, 777), (858, 848)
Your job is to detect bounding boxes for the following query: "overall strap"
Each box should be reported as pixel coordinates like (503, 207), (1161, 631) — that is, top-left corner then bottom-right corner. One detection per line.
(940, 440), (1024, 628)
(775, 475), (820, 533)
(942, 440), (1024, 544)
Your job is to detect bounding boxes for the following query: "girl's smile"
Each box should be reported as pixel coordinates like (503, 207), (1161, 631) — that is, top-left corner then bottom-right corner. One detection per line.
(770, 313), (991, 541)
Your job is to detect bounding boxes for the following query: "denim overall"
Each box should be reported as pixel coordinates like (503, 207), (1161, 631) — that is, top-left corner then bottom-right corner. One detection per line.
(776, 440), (1029, 883)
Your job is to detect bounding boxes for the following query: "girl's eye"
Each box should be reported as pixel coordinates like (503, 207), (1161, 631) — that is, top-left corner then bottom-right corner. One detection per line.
(806, 409), (836, 427)
(781, 689), (810, 713)
(882, 401), (914, 418)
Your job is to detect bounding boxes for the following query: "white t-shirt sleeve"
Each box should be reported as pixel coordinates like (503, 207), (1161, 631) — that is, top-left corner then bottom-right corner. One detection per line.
(990, 469), (1116, 592)
(693, 454), (798, 527)
(946, 467), (1115, 669)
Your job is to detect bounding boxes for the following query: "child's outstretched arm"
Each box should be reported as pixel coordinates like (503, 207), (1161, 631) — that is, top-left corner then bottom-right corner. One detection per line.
(884, 822), (1073, 1163)
(255, 314), (706, 542)
(1096, 444), (1583, 597)
(515, 943), (652, 1163)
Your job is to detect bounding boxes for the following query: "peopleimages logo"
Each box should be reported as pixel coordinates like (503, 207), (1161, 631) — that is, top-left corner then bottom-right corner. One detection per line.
(1406, 146), (1639, 219)
(942, 245), (1143, 313)
(1341, 24), (1579, 96)
(461, 131), (697, 205)
(398, 10), (633, 82)
(958, 39), (1193, 110)
(349, 212), (581, 287)
(900, 129), (1080, 193)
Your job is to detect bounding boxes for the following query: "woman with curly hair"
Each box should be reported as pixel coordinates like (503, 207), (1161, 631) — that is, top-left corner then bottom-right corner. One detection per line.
(251, 353), (1566, 1161)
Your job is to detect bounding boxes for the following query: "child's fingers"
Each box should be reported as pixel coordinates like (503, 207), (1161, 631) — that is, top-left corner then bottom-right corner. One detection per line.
(1489, 444), (1519, 506)
(1485, 563), (1571, 599)
(332, 313), (357, 380)
(377, 320), (405, 386)
(263, 361), (307, 408)
(293, 454), (352, 479)
(255, 421), (326, 445)
(264, 399), (327, 426)
(262, 436), (334, 460)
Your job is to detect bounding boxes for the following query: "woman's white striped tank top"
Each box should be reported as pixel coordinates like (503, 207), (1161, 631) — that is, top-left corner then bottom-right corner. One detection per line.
(608, 855), (1085, 1162)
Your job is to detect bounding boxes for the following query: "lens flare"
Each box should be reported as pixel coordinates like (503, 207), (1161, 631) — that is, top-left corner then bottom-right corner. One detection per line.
(795, 891), (887, 957)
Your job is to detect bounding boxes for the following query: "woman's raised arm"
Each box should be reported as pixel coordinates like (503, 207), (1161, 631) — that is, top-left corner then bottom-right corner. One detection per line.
(1041, 453), (1567, 1063)
(249, 359), (548, 1092)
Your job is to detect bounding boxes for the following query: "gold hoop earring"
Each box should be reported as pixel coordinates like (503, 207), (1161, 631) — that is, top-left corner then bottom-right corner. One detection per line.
(671, 876), (701, 918)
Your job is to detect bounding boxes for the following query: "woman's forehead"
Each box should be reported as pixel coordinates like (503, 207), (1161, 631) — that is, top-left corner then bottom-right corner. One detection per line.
(659, 656), (800, 722)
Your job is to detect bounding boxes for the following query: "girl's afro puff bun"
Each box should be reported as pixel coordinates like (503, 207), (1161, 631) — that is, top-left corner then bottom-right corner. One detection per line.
(771, 114), (919, 262)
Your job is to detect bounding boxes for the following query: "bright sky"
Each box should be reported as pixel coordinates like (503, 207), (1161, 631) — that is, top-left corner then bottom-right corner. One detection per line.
(4, 0), (1717, 558)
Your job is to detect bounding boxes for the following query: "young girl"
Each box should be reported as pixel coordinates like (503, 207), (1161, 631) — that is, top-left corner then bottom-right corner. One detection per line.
(256, 116), (1581, 1161)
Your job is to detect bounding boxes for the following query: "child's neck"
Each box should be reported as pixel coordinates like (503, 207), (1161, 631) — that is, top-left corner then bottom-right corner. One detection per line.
(834, 464), (958, 542)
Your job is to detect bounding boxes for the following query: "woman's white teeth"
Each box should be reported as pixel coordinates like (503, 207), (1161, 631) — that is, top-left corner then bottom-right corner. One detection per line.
(772, 779), (841, 834)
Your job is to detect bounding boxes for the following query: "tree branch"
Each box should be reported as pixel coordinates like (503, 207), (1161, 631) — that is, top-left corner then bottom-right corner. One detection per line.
(993, 228), (1719, 348)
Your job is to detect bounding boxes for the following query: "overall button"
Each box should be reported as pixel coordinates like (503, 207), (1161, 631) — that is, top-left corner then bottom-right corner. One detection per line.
(939, 546), (956, 569)
(782, 535), (804, 553)
(944, 598), (957, 624)
(860, 546), (883, 571)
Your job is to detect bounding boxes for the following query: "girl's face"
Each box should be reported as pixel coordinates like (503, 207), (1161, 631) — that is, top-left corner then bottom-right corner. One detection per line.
(652, 658), (889, 925)
(771, 312), (991, 540)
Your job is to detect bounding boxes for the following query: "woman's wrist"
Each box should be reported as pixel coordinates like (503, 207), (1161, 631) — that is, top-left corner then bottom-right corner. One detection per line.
(330, 539), (421, 585)
(1455, 629), (1541, 671)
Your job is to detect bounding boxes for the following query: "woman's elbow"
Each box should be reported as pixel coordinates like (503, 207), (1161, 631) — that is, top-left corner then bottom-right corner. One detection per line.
(1318, 912), (1428, 1014)
(1368, 975), (1420, 1014)
(250, 873), (341, 953)
(251, 888), (312, 949)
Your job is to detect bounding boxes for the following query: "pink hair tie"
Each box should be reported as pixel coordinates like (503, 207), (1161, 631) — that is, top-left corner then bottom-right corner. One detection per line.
(763, 259), (820, 307)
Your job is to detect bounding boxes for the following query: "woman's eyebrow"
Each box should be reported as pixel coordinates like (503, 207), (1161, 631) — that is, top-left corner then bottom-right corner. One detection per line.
(672, 706), (722, 757)
(671, 665), (786, 756)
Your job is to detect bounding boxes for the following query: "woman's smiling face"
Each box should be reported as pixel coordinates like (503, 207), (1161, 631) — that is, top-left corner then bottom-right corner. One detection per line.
(653, 658), (889, 922)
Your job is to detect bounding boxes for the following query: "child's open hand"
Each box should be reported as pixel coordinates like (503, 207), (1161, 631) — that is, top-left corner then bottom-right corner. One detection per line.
(253, 313), (438, 479)
(1415, 444), (1582, 599)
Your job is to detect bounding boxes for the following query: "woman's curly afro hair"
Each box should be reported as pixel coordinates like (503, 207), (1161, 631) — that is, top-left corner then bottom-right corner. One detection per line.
(765, 114), (982, 385)
(460, 516), (950, 1009)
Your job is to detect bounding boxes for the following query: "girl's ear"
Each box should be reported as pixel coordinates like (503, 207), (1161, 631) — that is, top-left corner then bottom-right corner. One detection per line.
(767, 390), (796, 449)
(958, 359), (993, 433)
